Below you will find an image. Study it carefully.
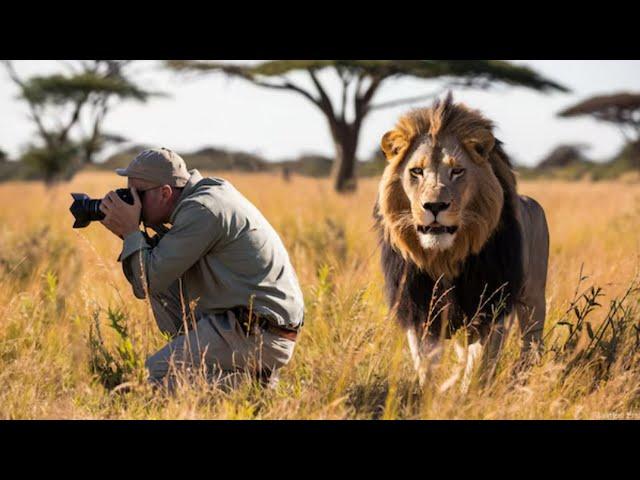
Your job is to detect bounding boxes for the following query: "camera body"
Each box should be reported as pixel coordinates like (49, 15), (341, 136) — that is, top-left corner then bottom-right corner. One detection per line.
(69, 188), (135, 228)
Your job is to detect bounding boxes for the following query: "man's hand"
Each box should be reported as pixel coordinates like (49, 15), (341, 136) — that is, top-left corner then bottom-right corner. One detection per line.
(100, 188), (142, 239)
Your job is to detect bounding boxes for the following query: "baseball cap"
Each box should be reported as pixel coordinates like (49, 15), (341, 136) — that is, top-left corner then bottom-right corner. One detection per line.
(116, 147), (190, 187)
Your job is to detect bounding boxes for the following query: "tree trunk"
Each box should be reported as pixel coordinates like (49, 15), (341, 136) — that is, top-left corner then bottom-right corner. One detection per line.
(331, 122), (359, 193)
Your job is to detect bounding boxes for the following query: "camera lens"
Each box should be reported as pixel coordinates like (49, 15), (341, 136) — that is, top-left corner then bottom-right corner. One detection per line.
(69, 188), (136, 229)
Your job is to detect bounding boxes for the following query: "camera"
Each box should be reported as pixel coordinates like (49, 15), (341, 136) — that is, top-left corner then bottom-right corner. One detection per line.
(69, 188), (136, 229)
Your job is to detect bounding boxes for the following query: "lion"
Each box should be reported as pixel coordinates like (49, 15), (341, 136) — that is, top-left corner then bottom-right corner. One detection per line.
(373, 93), (549, 388)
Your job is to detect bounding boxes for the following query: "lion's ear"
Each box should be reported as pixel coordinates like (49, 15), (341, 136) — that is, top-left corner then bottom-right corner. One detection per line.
(465, 131), (495, 163)
(381, 130), (408, 161)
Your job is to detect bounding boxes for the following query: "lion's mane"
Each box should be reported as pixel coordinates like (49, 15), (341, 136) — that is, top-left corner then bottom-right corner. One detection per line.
(374, 94), (524, 335)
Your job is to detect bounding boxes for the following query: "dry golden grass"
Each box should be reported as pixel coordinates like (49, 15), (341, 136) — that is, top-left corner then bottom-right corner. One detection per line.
(1, 171), (639, 419)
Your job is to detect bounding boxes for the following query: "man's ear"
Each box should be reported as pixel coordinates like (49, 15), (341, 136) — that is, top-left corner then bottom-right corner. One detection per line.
(162, 185), (173, 200)
(464, 130), (495, 164)
(381, 130), (408, 161)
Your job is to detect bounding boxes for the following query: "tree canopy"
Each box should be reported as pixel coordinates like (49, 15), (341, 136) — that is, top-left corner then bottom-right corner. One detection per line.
(559, 92), (640, 129)
(169, 60), (568, 93)
(20, 73), (151, 106)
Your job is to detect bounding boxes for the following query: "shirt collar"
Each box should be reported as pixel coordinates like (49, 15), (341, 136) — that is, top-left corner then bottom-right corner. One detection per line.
(169, 169), (204, 223)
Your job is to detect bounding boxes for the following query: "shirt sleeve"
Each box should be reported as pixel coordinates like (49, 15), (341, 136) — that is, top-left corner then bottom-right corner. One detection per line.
(118, 201), (222, 298)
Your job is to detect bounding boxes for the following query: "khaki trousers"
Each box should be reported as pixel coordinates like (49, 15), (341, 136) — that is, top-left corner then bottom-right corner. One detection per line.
(146, 280), (296, 389)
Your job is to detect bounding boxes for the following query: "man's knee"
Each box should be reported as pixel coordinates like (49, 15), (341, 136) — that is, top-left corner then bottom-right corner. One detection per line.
(144, 329), (207, 385)
(145, 350), (170, 383)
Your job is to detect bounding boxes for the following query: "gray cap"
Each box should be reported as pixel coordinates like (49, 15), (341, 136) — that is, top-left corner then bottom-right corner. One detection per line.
(116, 147), (190, 187)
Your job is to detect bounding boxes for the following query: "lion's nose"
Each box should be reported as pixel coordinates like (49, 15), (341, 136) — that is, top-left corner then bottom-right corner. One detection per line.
(423, 202), (450, 216)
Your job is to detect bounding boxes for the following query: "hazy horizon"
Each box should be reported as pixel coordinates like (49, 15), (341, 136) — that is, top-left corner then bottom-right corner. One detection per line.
(1, 60), (639, 167)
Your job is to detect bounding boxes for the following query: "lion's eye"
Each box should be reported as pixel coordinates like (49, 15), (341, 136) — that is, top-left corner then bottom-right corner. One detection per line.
(451, 167), (465, 179)
(409, 167), (423, 177)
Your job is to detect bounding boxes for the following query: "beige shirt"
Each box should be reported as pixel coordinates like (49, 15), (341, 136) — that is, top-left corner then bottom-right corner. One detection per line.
(118, 170), (304, 330)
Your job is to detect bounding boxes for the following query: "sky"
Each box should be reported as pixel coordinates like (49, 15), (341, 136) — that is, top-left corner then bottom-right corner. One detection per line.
(1, 60), (639, 166)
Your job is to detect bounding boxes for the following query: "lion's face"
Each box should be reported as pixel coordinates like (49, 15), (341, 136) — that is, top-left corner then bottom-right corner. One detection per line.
(399, 134), (502, 253)
(377, 95), (511, 279)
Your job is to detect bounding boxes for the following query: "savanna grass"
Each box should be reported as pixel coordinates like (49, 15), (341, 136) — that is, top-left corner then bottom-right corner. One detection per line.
(0, 172), (639, 419)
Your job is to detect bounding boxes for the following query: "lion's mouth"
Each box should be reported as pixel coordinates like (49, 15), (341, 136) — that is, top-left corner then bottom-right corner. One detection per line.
(416, 223), (458, 235)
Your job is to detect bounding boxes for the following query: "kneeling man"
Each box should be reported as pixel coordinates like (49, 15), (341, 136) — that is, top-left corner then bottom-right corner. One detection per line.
(99, 147), (304, 389)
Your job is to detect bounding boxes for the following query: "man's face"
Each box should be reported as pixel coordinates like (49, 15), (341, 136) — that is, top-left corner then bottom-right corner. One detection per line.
(127, 177), (175, 226)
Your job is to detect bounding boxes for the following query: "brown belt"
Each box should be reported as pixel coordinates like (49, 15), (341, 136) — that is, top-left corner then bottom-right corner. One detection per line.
(264, 323), (298, 342)
(232, 307), (299, 342)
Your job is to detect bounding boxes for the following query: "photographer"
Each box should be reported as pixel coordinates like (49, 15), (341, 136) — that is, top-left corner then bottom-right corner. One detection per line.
(99, 147), (304, 390)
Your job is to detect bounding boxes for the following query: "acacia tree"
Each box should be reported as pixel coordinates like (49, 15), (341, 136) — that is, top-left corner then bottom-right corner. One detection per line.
(559, 92), (640, 149)
(3, 60), (157, 184)
(168, 60), (568, 193)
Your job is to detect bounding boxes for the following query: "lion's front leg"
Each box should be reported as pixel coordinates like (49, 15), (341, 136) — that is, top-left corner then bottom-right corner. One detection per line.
(477, 316), (507, 387)
(407, 326), (443, 387)
(516, 297), (545, 367)
(453, 340), (483, 394)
